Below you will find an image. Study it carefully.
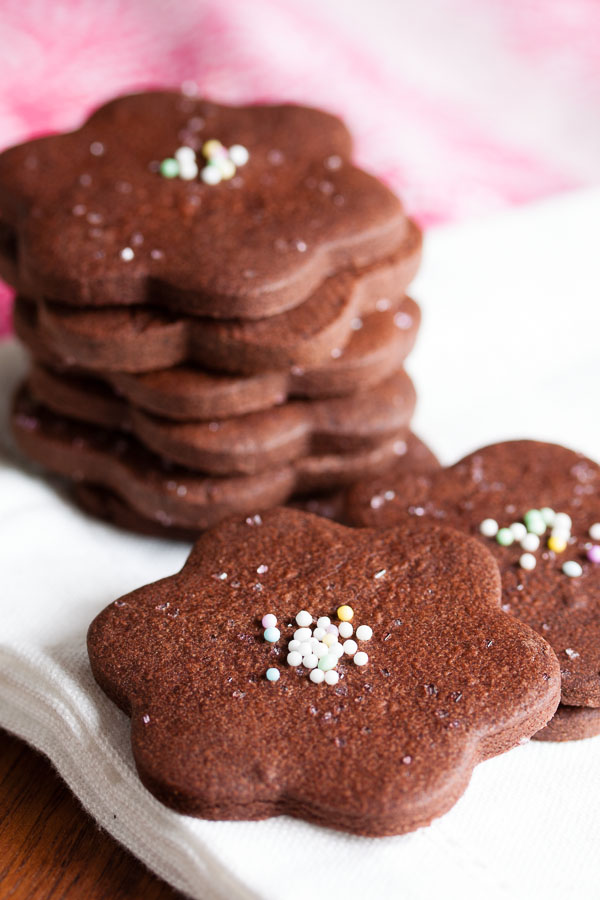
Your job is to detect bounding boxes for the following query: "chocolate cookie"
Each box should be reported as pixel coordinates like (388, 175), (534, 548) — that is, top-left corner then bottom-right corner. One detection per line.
(87, 508), (559, 835)
(28, 366), (416, 475)
(19, 288), (420, 375)
(346, 440), (600, 710)
(533, 703), (600, 742)
(15, 294), (418, 418)
(74, 433), (440, 539)
(0, 92), (409, 317)
(12, 387), (413, 531)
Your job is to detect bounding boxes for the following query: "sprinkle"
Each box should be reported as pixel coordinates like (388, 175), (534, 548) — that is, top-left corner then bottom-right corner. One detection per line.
(175, 146), (196, 164)
(214, 157), (236, 180)
(257, 564), (269, 575)
(318, 653), (338, 671)
(337, 605), (354, 622)
(524, 510), (546, 535)
(160, 158), (179, 178)
(120, 247), (134, 261)
(332, 643), (344, 659)
(264, 626), (280, 643)
(179, 160), (199, 181)
(540, 507), (556, 526)
(354, 651), (369, 666)
(313, 627), (326, 641)
(314, 642), (328, 658)
(303, 653), (318, 669)
(562, 561), (583, 578)
(261, 613), (277, 628)
(376, 298), (391, 311)
(266, 667), (280, 682)
(90, 141), (105, 156)
(343, 639), (358, 656)
(479, 518), (499, 538)
(201, 165), (222, 185)
(324, 670), (339, 685)
(521, 533), (540, 552)
(554, 512), (572, 532)
(496, 528), (514, 546)
(325, 624), (339, 636)
(294, 627), (312, 642)
(338, 621), (353, 639)
(325, 154), (342, 170)
(589, 523), (600, 540)
(287, 651), (302, 666)
(310, 669), (325, 684)
(229, 144), (249, 166)
(203, 139), (224, 157)
(288, 640), (301, 652)
(565, 648), (580, 659)
(322, 633), (337, 648)
(72, 204), (86, 216)
(296, 610), (312, 627)
(295, 240), (307, 252)
(356, 625), (373, 641)
(374, 569), (387, 580)
(519, 553), (537, 571)
(587, 545), (600, 564)
(316, 616), (330, 629)
(548, 535), (567, 553)
(150, 249), (164, 260)
(510, 522), (527, 541)
(299, 641), (313, 656)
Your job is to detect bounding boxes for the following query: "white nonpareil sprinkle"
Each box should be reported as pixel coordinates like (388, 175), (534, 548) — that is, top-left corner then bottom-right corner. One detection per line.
(354, 651), (369, 666)
(565, 648), (580, 659)
(299, 641), (313, 657)
(175, 146), (196, 164)
(316, 616), (330, 629)
(294, 627), (312, 642)
(540, 508), (556, 526)
(257, 564), (269, 574)
(314, 642), (328, 659)
(510, 522), (527, 541)
(120, 247), (134, 261)
(521, 533), (540, 552)
(310, 669), (325, 684)
(324, 670), (339, 685)
(287, 651), (302, 667)
(338, 621), (353, 639)
(303, 653), (318, 669)
(229, 144), (249, 166)
(479, 518), (499, 538)
(296, 610), (312, 627)
(313, 627), (326, 641)
(343, 639), (358, 656)
(332, 643), (344, 659)
(589, 523), (600, 540)
(287, 640), (301, 652)
(554, 512), (572, 532)
(356, 625), (373, 641)
(519, 553), (537, 571)
(562, 561), (583, 578)
(201, 165), (221, 185)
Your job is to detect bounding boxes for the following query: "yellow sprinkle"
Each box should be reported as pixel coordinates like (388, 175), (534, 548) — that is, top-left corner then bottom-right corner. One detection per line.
(322, 633), (336, 647)
(548, 535), (567, 553)
(202, 139), (223, 158)
(337, 605), (354, 622)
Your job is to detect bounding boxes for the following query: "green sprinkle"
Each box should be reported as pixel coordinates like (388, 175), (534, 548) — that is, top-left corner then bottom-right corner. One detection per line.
(160, 158), (179, 178)
(524, 509), (546, 535)
(496, 527), (514, 547)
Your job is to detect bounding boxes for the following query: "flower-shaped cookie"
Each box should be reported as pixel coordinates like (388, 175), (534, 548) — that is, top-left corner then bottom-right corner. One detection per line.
(0, 91), (409, 317)
(346, 440), (600, 714)
(88, 508), (559, 836)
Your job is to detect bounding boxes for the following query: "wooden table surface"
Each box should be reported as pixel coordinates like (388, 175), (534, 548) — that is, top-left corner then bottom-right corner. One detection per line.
(0, 729), (185, 899)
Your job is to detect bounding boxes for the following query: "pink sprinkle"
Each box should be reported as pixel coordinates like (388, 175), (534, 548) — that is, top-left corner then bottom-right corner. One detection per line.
(262, 613), (277, 628)
(587, 545), (600, 564)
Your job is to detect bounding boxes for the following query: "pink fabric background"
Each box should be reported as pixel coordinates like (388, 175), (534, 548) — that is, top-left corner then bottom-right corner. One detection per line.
(1, 0), (599, 336)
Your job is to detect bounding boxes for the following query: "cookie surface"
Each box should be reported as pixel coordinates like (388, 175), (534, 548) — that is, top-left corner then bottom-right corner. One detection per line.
(0, 92), (408, 317)
(533, 703), (600, 742)
(346, 440), (600, 708)
(87, 508), (559, 836)
(12, 387), (413, 531)
(15, 294), (419, 417)
(28, 366), (416, 475)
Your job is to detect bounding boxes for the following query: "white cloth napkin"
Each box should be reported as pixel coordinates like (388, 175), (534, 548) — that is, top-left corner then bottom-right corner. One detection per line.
(1, 188), (599, 900)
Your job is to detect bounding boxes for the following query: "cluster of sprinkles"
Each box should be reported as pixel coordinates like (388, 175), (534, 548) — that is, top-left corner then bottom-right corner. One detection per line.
(262, 605), (373, 686)
(479, 510), (600, 576)
(160, 140), (249, 185)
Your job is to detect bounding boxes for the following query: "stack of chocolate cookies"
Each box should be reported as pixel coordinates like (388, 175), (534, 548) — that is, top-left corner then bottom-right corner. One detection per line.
(1, 92), (431, 537)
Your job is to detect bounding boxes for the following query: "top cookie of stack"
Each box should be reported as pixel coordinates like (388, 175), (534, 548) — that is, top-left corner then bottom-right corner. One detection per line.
(3, 91), (427, 535)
